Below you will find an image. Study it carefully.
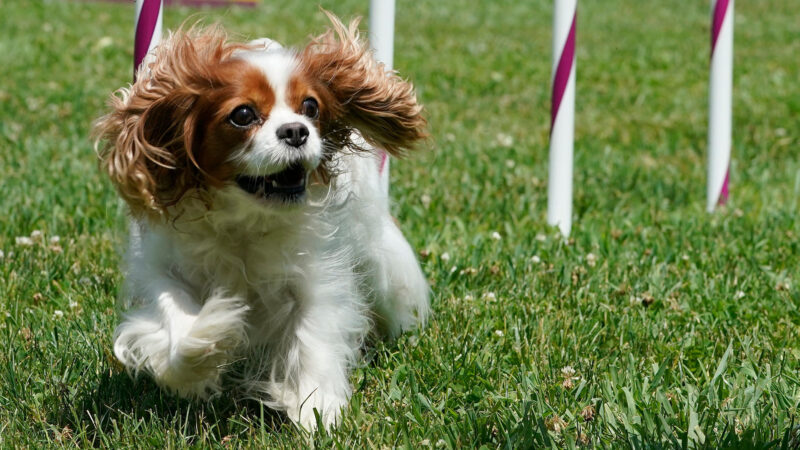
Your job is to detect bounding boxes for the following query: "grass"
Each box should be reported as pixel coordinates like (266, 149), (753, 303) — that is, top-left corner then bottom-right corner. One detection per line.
(1, 0), (800, 447)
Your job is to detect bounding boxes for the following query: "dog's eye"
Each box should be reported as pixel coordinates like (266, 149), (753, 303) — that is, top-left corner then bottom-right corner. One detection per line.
(301, 98), (319, 119)
(229, 105), (258, 127)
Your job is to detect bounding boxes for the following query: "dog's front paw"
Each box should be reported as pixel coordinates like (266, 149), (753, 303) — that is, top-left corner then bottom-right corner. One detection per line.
(183, 293), (250, 356)
(115, 292), (249, 398)
(158, 338), (236, 398)
(161, 294), (249, 395)
(286, 390), (347, 431)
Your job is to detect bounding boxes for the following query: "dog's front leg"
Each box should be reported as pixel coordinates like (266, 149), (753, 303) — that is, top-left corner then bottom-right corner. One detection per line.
(113, 276), (249, 398)
(268, 283), (365, 430)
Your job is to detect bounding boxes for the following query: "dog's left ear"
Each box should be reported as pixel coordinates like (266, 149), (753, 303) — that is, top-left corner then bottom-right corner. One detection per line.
(300, 11), (428, 156)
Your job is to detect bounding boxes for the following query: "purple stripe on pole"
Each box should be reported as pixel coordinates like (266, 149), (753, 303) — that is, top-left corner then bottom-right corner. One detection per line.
(379, 151), (388, 174)
(719, 169), (730, 205)
(711, 0), (730, 56)
(718, 165), (730, 205)
(134, 0), (162, 80)
(550, 12), (576, 134)
(712, 0), (731, 205)
(719, 170), (729, 203)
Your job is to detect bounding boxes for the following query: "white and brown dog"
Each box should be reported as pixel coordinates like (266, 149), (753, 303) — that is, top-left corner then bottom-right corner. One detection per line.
(94, 13), (429, 429)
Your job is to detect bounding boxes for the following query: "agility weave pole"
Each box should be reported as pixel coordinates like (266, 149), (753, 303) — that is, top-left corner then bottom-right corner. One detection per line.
(547, 0), (576, 237)
(134, 0), (163, 81)
(369, 0), (396, 195)
(707, 0), (734, 211)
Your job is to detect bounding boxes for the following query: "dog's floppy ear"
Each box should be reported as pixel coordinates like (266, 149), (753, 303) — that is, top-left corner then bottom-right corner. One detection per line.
(93, 88), (198, 217)
(300, 11), (428, 156)
(92, 26), (243, 217)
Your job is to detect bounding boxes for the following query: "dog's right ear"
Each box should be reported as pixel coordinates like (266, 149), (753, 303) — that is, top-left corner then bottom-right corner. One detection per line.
(93, 26), (244, 217)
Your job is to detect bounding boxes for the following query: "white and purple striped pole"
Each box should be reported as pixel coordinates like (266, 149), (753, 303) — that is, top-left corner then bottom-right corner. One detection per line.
(134, 0), (163, 81)
(369, 0), (395, 195)
(707, 0), (733, 211)
(547, 0), (576, 236)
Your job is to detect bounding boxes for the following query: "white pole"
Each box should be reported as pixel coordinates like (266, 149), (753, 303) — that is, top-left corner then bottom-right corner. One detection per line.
(369, 0), (395, 71)
(547, 0), (577, 236)
(707, 0), (734, 211)
(134, 0), (163, 81)
(369, 0), (396, 195)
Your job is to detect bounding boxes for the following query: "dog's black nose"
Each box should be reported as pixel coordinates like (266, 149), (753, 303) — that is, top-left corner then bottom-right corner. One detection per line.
(276, 122), (309, 148)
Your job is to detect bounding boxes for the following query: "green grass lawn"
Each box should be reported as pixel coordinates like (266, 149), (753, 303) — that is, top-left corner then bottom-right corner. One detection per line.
(2, 0), (800, 447)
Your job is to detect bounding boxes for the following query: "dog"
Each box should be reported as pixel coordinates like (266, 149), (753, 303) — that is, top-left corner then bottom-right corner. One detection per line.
(93, 13), (430, 429)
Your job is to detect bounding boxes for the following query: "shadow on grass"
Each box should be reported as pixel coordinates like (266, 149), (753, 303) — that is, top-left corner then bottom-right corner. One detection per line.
(38, 329), (410, 445)
(51, 369), (289, 445)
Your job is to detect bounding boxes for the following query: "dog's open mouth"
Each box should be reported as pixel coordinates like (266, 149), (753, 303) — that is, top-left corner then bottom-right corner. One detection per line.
(235, 163), (308, 202)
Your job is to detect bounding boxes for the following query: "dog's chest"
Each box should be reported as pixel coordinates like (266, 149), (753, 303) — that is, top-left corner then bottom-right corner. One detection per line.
(173, 224), (316, 306)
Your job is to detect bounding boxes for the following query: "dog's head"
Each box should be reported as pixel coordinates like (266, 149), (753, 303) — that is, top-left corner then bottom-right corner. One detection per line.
(94, 12), (426, 217)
